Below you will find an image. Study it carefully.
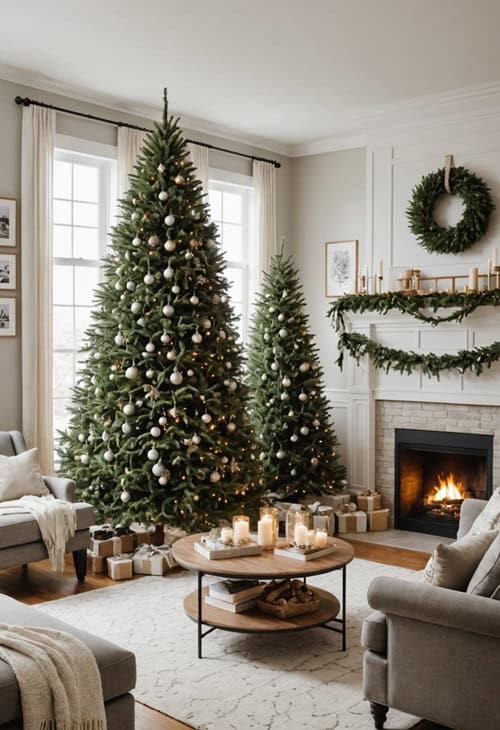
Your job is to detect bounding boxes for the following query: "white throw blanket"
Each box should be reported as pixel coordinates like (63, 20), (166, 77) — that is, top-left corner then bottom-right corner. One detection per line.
(0, 495), (76, 571)
(0, 624), (106, 730)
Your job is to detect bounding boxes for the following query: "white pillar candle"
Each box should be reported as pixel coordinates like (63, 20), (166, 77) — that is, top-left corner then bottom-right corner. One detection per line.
(257, 515), (274, 547)
(468, 267), (478, 291)
(378, 259), (384, 278)
(315, 530), (328, 549)
(294, 523), (307, 546)
(233, 518), (249, 545)
(305, 529), (316, 547)
(220, 527), (233, 544)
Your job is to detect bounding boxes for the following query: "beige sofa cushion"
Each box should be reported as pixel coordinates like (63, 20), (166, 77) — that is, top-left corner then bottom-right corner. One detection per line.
(467, 531), (500, 597)
(424, 530), (497, 590)
(0, 449), (49, 502)
(468, 487), (500, 535)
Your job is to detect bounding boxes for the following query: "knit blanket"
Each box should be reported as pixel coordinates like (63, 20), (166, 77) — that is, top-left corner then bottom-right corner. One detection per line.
(0, 495), (76, 571)
(0, 624), (106, 730)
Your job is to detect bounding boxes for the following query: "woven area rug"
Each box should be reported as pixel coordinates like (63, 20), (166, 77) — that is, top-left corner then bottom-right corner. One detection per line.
(39, 558), (420, 730)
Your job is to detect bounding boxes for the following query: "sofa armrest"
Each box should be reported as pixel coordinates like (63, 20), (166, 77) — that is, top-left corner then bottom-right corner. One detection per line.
(457, 498), (486, 538)
(43, 475), (76, 503)
(368, 576), (500, 639)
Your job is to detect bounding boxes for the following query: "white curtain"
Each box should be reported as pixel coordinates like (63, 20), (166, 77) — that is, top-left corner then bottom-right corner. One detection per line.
(21, 106), (56, 474)
(187, 142), (209, 195)
(117, 127), (146, 200)
(253, 160), (277, 282)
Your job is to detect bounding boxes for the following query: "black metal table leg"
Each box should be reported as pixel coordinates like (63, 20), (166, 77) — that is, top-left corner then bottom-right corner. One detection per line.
(198, 571), (203, 658)
(342, 565), (347, 651)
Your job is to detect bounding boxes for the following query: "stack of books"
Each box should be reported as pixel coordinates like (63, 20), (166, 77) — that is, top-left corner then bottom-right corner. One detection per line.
(205, 579), (264, 613)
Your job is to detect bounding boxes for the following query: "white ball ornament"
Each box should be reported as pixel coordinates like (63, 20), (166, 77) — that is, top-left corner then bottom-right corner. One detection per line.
(190, 295), (199, 305)
(147, 448), (159, 461)
(290, 468), (297, 477)
(123, 403), (135, 416)
(104, 449), (114, 462)
(164, 239), (176, 252)
(80, 454), (90, 465)
(279, 328), (288, 338)
(278, 313), (285, 322)
(187, 369), (194, 377)
(137, 318), (145, 327)
(299, 392), (308, 402)
(136, 399), (143, 408)
(120, 490), (131, 503)
(145, 342), (155, 353)
(227, 422), (236, 433)
(78, 433), (86, 443)
(130, 302), (141, 314)
(280, 392), (289, 401)
(259, 452), (266, 461)
(185, 251), (193, 260)
(144, 273), (155, 285)
(159, 476), (168, 486)
(220, 295), (228, 304)
(125, 366), (138, 380)
(228, 381), (237, 392)
(290, 434), (298, 443)
(192, 434), (201, 445)
(109, 374), (115, 381)
(269, 306), (275, 313)
(311, 457), (319, 467)
(288, 409), (295, 417)
(152, 463), (164, 476)
(218, 329), (226, 339)
(115, 281), (123, 291)
(261, 373), (267, 381)
(276, 449), (286, 460)
(165, 214), (175, 226)
(271, 361), (279, 371)
(192, 331), (202, 344)
(158, 191), (168, 201)
(202, 319), (211, 329)
(313, 419), (320, 428)
(210, 471), (221, 483)
(157, 163), (166, 173)
(146, 369), (155, 379)
(121, 422), (132, 434)
(131, 211), (140, 222)
(163, 267), (174, 280)
(300, 426), (310, 436)
(161, 332), (171, 344)
(148, 235), (159, 247)
(133, 236), (141, 247)
(159, 416), (167, 426)
(174, 174), (185, 185)
(95, 387), (103, 397)
(299, 362), (310, 373)
(162, 304), (175, 317)
(170, 369), (183, 386)
(263, 333), (270, 342)
(150, 426), (161, 438)
(201, 413), (212, 424)
(171, 284), (180, 294)
(282, 377), (291, 388)
(166, 349), (176, 361)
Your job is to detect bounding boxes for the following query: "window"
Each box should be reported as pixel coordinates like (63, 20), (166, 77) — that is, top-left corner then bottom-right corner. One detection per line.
(52, 140), (116, 449)
(208, 171), (254, 341)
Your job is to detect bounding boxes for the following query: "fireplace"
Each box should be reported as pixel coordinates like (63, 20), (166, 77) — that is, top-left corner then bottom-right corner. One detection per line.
(395, 429), (493, 538)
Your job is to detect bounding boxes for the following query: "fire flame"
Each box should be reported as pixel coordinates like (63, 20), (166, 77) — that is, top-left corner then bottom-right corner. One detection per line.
(428, 473), (466, 503)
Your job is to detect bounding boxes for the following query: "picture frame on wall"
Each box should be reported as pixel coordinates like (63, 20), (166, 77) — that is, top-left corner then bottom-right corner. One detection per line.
(0, 297), (16, 336)
(0, 253), (16, 290)
(0, 198), (16, 247)
(325, 240), (358, 297)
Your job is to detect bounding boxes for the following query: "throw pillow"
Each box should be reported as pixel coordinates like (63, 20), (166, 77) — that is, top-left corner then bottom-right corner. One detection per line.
(424, 530), (497, 590)
(468, 487), (500, 535)
(467, 531), (500, 597)
(0, 449), (49, 502)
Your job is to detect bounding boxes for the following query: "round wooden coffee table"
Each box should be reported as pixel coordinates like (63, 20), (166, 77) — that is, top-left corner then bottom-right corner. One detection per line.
(173, 534), (354, 658)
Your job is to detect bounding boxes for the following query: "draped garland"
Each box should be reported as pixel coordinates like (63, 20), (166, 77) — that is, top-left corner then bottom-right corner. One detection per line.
(328, 290), (500, 378)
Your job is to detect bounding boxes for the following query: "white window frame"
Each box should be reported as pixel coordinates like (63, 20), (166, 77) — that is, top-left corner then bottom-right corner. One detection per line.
(208, 169), (254, 342)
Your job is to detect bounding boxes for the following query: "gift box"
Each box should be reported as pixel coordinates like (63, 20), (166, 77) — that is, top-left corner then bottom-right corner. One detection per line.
(90, 536), (115, 558)
(356, 492), (382, 512)
(132, 544), (168, 575)
(315, 493), (351, 510)
(112, 533), (136, 554)
(367, 508), (389, 531)
(336, 510), (367, 534)
(107, 554), (133, 581)
(163, 525), (187, 546)
(306, 501), (335, 536)
(86, 550), (107, 574)
(158, 544), (177, 569)
(89, 524), (114, 538)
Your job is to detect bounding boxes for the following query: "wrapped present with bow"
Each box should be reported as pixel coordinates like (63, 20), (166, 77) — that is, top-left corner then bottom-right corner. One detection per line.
(86, 550), (107, 575)
(304, 492), (351, 511)
(132, 544), (176, 575)
(163, 525), (187, 546)
(356, 490), (382, 512)
(107, 553), (133, 581)
(335, 502), (367, 534)
(307, 501), (335, 536)
(90, 525), (116, 557)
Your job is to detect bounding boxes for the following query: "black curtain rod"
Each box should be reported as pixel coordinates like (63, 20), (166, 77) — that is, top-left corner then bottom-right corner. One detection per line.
(14, 95), (281, 168)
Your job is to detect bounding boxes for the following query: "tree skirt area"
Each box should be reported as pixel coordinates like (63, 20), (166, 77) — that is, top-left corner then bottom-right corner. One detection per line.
(39, 559), (420, 730)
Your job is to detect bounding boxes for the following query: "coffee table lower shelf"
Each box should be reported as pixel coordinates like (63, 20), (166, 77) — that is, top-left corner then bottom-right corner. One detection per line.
(184, 586), (342, 655)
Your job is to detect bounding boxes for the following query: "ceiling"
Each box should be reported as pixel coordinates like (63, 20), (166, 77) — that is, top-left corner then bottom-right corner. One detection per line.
(2, 0), (500, 151)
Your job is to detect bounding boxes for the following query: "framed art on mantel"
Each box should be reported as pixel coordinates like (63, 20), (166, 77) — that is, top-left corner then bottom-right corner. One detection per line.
(325, 240), (358, 297)
(0, 199), (16, 247)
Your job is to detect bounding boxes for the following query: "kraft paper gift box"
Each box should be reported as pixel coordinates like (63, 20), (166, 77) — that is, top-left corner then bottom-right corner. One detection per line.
(316, 493), (351, 510)
(306, 502), (335, 536)
(357, 493), (382, 512)
(336, 510), (367, 534)
(90, 536), (115, 558)
(131, 530), (152, 546)
(163, 525), (187, 546)
(158, 544), (177, 570)
(107, 554), (133, 581)
(86, 550), (107, 574)
(112, 533), (136, 554)
(132, 545), (167, 576)
(367, 508), (390, 531)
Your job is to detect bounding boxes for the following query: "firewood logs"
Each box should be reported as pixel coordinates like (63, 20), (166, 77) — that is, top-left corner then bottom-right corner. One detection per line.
(260, 579), (316, 607)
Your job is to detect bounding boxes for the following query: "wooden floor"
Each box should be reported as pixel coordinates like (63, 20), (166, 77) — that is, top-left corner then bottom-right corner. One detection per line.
(0, 540), (445, 730)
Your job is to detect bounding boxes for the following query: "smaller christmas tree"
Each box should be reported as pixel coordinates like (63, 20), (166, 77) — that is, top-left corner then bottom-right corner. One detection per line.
(248, 248), (346, 498)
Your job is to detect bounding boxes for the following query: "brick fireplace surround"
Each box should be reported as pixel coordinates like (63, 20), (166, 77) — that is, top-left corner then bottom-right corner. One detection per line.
(375, 401), (500, 527)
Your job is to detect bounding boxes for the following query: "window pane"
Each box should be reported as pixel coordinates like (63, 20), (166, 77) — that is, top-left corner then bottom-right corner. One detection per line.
(208, 189), (222, 220)
(53, 306), (74, 350)
(54, 161), (72, 200)
(223, 192), (242, 224)
(75, 306), (92, 347)
(53, 265), (73, 305)
(73, 202), (98, 227)
(227, 267), (243, 301)
(73, 227), (99, 259)
(53, 225), (72, 258)
(73, 164), (98, 203)
(53, 200), (72, 225)
(53, 398), (71, 437)
(222, 223), (242, 259)
(75, 266), (99, 305)
(53, 352), (74, 394)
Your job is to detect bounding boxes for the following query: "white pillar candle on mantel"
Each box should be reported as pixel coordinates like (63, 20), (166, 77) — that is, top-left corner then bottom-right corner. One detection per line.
(257, 515), (274, 548)
(305, 529), (316, 547)
(294, 523), (307, 546)
(233, 518), (250, 545)
(220, 527), (233, 544)
(469, 267), (479, 291)
(378, 259), (384, 278)
(315, 530), (328, 549)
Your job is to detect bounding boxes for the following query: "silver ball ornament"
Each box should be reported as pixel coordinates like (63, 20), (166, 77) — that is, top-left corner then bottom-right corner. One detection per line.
(190, 295), (199, 305)
(290, 434), (298, 443)
(276, 449), (286, 460)
(164, 239), (176, 252)
(166, 349), (176, 361)
(150, 426), (161, 438)
(132, 236), (141, 247)
(163, 267), (174, 280)
(148, 235), (159, 247)
(165, 213), (175, 226)
(161, 332), (171, 344)
(201, 413), (212, 424)
(170, 369), (183, 386)
(192, 331), (202, 344)
(114, 333), (125, 346)
(171, 284), (180, 294)
(279, 328), (288, 338)
(159, 416), (167, 426)
(130, 302), (141, 314)
(123, 403), (135, 416)
(299, 362), (310, 373)
(122, 422), (132, 434)
(144, 273), (155, 285)
(192, 433), (201, 445)
(125, 366), (138, 380)
(152, 463), (164, 477)
(80, 454), (90, 465)
(282, 377), (291, 388)
(126, 281), (135, 291)
(120, 490), (131, 503)
(299, 392), (308, 402)
(103, 449), (114, 462)
(300, 426), (310, 436)
(147, 448), (159, 461)
(146, 368), (155, 379)
(145, 342), (155, 353)
(159, 476), (168, 486)
(158, 191), (168, 201)
(163, 304), (175, 317)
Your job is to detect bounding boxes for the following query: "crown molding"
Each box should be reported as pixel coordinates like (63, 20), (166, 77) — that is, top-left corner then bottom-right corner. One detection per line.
(0, 63), (290, 158)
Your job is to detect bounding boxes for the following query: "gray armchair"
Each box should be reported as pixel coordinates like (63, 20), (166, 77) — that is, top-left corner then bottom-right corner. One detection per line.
(0, 431), (94, 580)
(362, 499), (500, 730)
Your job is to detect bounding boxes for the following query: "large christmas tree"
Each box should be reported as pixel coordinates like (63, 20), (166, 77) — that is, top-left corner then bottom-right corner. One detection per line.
(58, 92), (262, 531)
(248, 249), (346, 498)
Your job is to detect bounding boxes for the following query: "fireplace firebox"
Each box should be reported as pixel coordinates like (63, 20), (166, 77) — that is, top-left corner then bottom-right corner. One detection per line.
(395, 429), (493, 538)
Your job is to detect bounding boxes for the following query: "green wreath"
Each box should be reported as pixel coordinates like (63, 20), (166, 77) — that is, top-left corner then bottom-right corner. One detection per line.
(406, 165), (494, 255)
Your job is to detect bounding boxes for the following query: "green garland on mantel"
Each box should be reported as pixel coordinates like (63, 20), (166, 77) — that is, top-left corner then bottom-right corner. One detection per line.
(328, 289), (500, 378)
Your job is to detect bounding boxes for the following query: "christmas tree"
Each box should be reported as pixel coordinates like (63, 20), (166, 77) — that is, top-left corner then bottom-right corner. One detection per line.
(58, 91), (262, 531)
(247, 248), (346, 498)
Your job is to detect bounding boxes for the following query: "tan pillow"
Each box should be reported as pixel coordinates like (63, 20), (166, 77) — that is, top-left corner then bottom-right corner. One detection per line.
(424, 530), (497, 590)
(0, 449), (49, 502)
(467, 531), (500, 597)
(468, 488), (500, 535)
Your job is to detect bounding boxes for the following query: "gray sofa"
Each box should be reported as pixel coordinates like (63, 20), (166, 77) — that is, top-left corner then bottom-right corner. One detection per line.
(0, 431), (94, 580)
(362, 498), (500, 730)
(0, 593), (136, 729)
